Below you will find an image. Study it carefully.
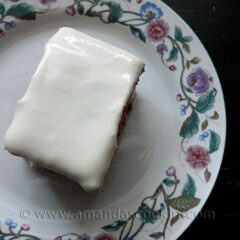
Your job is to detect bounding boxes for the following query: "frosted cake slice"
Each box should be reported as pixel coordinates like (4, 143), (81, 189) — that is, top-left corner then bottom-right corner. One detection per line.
(4, 27), (145, 192)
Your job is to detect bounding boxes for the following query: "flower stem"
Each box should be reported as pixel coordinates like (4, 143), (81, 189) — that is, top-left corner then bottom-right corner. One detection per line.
(10, 234), (41, 240)
(167, 176), (180, 198)
(118, 17), (148, 26)
(122, 216), (135, 240)
(119, 18), (148, 23)
(79, 0), (94, 4)
(85, 0), (100, 15)
(119, 21), (148, 27)
(8, 226), (15, 236)
(122, 10), (141, 17)
(119, 222), (127, 240)
(161, 187), (171, 239)
(127, 198), (157, 239)
(167, 36), (197, 107)
(129, 223), (145, 239)
(35, 4), (52, 15)
(160, 54), (169, 68)
(98, 9), (109, 14)
(141, 196), (153, 204)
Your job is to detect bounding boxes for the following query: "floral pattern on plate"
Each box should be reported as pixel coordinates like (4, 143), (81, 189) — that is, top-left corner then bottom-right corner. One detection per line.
(0, 167), (200, 240)
(0, 0), (223, 239)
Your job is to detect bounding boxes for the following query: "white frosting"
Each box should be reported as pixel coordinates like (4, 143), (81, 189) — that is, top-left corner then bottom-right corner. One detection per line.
(4, 28), (145, 192)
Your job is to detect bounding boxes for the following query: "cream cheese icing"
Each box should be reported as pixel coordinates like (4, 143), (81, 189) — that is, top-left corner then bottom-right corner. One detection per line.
(4, 27), (145, 192)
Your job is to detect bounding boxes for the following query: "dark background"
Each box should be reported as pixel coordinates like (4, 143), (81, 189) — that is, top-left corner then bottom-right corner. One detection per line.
(161, 0), (240, 239)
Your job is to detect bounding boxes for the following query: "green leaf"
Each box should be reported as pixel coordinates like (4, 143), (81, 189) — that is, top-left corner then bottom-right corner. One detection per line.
(183, 85), (193, 93)
(181, 35), (193, 42)
(209, 111), (219, 120)
(102, 220), (126, 232)
(182, 42), (190, 53)
(151, 184), (164, 200)
(174, 26), (193, 43)
(138, 203), (161, 224)
(170, 213), (179, 226)
(180, 111), (200, 138)
(179, 213), (184, 219)
(182, 174), (196, 197)
(77, 2), (84, 14)
(149, 232), (164, 239)
(189, 57), (201, 64)
(174, 25), (183, 41)
(163, 178), (176, 187)
(196, 89), (217, 113)
(130, 26), (146, 42)
(201, 119), (208, 131)
(6, 3), (36, 20)
(100, 1), (123, 23)
(204, 168), (211, 182)
(169, 196), (200, 212)
(166, 47), (178, 62)
(209, 130), (221, 153)
(0, 3), (5, 15)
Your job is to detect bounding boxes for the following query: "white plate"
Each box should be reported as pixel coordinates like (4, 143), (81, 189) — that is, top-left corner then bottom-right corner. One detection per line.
(0, 0), (226, 239)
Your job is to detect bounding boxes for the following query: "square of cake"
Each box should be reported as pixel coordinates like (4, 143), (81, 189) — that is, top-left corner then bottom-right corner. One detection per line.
(4, 27), (145, 192)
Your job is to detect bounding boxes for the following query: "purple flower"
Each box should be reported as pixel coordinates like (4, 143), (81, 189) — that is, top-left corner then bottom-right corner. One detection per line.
(156, 43), (168, 55)
(187, 68), (211, 94)
(166, 166), (176, 177)
(140, 2), (163, 21)
(39, 0), (56, 4)
(65, 6), (76, 16)
(186, 145), (211, 168)
(78, 234), (91, 240)
(176, 94), (183, 102)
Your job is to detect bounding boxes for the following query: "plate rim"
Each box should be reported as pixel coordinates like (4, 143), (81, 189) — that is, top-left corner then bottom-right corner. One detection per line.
(0, 0), (226, 239)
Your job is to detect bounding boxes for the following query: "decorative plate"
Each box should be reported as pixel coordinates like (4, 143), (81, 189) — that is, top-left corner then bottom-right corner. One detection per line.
(0, 0), (226, 239)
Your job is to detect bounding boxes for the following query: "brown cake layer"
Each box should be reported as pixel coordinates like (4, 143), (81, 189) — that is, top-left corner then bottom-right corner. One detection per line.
(117, 68), (144, 139)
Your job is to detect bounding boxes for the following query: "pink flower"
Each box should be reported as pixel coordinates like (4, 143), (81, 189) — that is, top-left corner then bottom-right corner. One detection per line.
(20, 224), (30, 231)
(0, 29), (5, 38)
(146, 19), (169, 41)
(39, 0), (56, 4)
(186, 145), (210, 168)
(65, 6), (76, 16)
(95, 233), (115, 240)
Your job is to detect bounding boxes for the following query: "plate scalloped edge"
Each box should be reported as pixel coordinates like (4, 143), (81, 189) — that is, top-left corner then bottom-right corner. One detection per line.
(0, 0), (226, 239)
